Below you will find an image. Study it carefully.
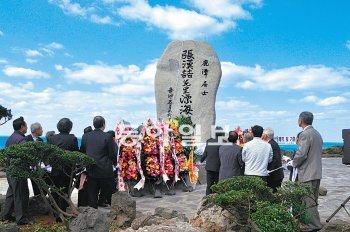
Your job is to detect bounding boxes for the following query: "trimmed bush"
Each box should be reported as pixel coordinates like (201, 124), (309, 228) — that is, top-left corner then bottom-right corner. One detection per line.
(0, 142), (95, 224)
(252, 202), (299, 232)
(209, 176), (311, 232)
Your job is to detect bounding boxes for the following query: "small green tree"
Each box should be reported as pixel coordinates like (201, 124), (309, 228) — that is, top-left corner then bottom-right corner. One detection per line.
(0, 142), (95, 225)
(209, 176), (311, 232)
(0, 105), (12, 126)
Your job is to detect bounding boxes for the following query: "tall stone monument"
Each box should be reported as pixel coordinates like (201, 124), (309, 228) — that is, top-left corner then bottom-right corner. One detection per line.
(155, 40), (222, 142)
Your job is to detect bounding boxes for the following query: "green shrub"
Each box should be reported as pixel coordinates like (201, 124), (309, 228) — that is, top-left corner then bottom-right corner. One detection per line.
(33, 224), (67, 232)
(0, 142), (95, 224)
(323, 146), (342, 154)
(276, 181), (311, 224)
(210, 189), (254, 211)
(209, 176), (311, 232)
(211, 176), (275, 202)
(252, 202), (299, 232)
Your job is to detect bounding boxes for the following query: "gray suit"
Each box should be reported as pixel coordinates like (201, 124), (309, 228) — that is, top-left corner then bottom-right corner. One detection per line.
(219, 144), (243, 180)
(293, 125), (323, 231)
(293, 126), (323, 182)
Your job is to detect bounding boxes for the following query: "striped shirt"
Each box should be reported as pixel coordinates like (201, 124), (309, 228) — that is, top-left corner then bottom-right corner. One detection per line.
(242, 137), (273, 176)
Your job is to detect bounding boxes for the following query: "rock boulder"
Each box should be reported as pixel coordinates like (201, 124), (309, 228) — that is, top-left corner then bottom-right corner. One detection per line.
(110, 191), (136, 228)
(69, 207), (110, 232)
(191, 197), (254, 232)
(319, 186), (328, 196)
(0, 223), (19, 232)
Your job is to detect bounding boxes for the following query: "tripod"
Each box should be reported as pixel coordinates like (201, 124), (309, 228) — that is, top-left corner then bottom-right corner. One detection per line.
(325, 195), (350, 223)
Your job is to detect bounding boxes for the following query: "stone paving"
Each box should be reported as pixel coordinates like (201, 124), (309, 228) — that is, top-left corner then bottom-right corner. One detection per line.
(0, 158), (349, 224)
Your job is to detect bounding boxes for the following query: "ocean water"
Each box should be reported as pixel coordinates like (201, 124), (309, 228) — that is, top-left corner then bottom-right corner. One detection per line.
(0, 135), (343, 151)
(279, 142), (343, 151)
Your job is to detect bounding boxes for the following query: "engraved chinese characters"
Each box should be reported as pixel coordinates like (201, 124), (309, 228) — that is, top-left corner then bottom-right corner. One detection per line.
(180, 49), (194, 116)
(155, 41), (222, 142)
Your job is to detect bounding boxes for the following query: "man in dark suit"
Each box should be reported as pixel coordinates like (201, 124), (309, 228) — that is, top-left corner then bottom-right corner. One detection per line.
(218, 131), (243, 181)
(80, 116), (117, 208)
(200, 126), (225, 195)
(47, 118), (79, 221)
(262, 128), (284, 193)
(25, 122), (43, 142)
(293, 111), (323, 232)
(25, 122), (44, 196)
(0, 117), (31, 225)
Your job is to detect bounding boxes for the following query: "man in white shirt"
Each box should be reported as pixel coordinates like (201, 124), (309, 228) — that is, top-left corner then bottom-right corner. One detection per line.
(242, 125), (273, 181)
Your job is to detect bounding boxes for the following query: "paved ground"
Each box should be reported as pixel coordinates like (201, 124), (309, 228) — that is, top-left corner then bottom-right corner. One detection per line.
(1, 158), (349, 223)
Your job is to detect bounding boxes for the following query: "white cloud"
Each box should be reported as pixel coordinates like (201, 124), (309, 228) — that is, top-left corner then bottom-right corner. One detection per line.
(0, 80), (156, 136)
(13, 101), (29, 109)
(117, 0), (235, 39)
(102, 0), (117, 3)
(318, 96), (348, 106)
(103, 83), (153, 95)
(56, 62), (140, 84)
(216, 97), (288, 125)
(222, 62), (350, 91)
(0, 59), (8, 64)
(48, 0), (93, 16)
(0, 82), (52, 103)
(19, 42), (65, 59)
(48, 0), (117, 26)
(90, 14), (116, 25)
(39, 42), (65, 56)
(190, 0), (261, 19)
(346, 40), (350, 50)
(19, 81), (35, 90)
(50, 0), (261, 39)
(25, 49), (44, 57)
(0, 81), (155, 110)
(216, 99), (255, 110)
(256, 110), (288, 117)
(302, 95), (319, 103)
(45, 42), (64, 50)
(26, 58), (38, 64)
(3, 66), (50, 79)
(298, 95), (348, 106)
(56, 60), (157, 86)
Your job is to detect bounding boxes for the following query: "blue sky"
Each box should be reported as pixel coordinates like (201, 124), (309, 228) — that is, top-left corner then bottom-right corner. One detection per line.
(0, 0), (350, 141)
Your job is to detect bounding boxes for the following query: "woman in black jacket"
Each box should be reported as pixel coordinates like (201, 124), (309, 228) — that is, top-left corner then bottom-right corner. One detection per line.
(47, 118), (78, 221)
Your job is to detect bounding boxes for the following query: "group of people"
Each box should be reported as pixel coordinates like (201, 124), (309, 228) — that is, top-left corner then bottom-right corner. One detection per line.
(201, 125), (284, 194)
(0, 116), (117, 225)
(1, 111), (324, 231)
(201, 111), (323, 232)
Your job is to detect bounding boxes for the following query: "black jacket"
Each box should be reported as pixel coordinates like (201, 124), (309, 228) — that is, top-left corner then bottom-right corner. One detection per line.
(201, 138), (221, 172)
(47, 133), (79, 152)
(80, 129), (117, 178)
(267, 139), (284, 181)
(6, 131), (26, 147)
(25, 134), (43, 142)
(47, 133), (79, 176)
